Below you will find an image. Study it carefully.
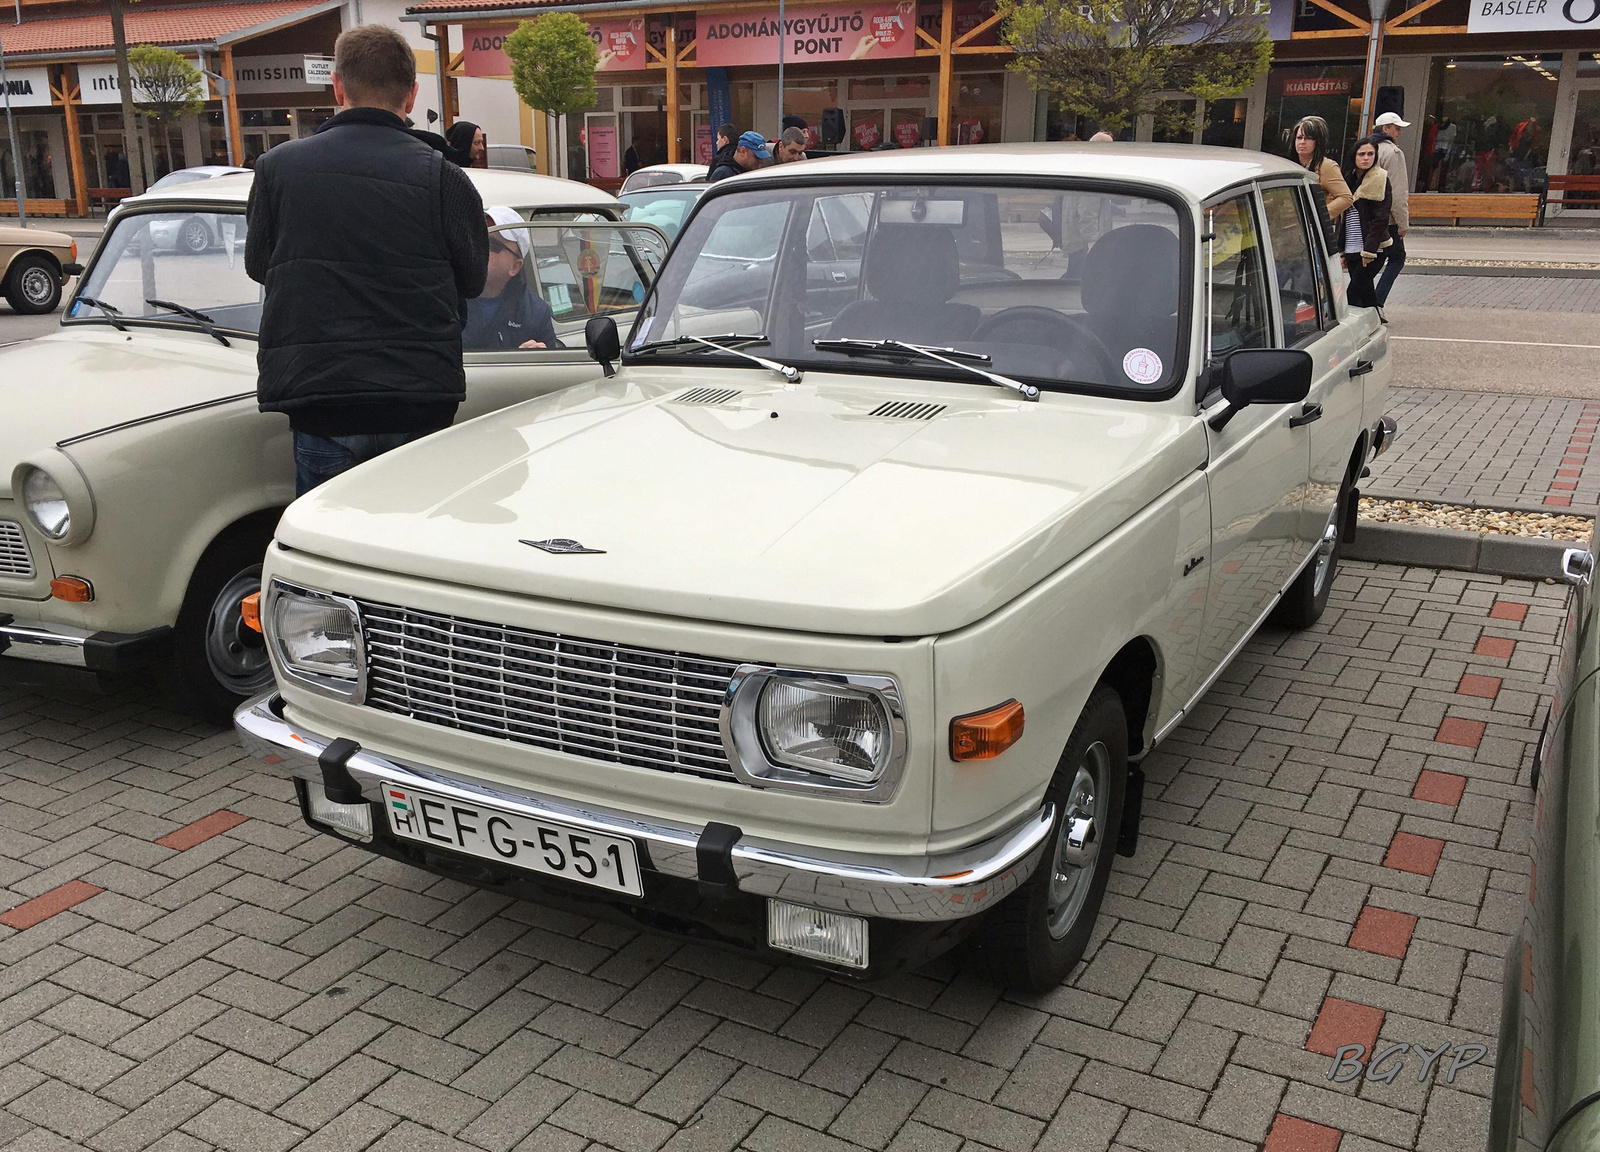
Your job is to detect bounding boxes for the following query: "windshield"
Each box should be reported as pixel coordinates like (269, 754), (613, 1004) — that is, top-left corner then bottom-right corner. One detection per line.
(70, 210), (260, 335)
(628, 182), (1187, 394)
(620, 187), (705, 240)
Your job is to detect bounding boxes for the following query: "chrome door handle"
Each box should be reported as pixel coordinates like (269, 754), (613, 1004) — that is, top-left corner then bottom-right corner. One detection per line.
(1348, 359), (1375, 377)
(1289, 403), (1323, 429)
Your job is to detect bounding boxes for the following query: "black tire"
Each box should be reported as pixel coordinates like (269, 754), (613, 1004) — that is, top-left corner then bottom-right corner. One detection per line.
(1271, 473), (1351, 630)
(982, 685), (1128, 992)
(5, 255), (61, 314)
(179, 216), (212, 255)
(167, 528), (276, 725)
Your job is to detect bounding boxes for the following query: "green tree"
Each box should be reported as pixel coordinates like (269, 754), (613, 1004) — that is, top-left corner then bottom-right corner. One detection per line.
(503, 12), (599, 171)
(127, 44), (206, 174)
(1001, 0), (1272, 137)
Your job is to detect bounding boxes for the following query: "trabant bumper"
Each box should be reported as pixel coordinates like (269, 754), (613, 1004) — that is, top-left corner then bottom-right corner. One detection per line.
(0, 615), (171, 672)
(235, 691), (1053, 925)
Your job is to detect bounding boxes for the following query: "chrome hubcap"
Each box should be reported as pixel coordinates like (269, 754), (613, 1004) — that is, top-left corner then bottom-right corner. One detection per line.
(19, 266), (53, 305)
(183, 219), (209, 252)
(204, 570), (272, 695)
(1047, 741), (1109, 939)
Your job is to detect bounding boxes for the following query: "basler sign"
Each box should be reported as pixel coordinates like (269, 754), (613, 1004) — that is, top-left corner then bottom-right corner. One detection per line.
(1467, 0), (1600, 32)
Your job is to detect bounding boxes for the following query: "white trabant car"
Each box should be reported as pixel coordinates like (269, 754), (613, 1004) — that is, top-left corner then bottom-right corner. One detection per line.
(235, 144), (1397, 987)
(0, 168), (666, 722)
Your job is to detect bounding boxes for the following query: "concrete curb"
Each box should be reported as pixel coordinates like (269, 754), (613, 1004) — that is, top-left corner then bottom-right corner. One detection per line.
(1347, 521), (1580, 579)
(1404, 264), (1600, 279)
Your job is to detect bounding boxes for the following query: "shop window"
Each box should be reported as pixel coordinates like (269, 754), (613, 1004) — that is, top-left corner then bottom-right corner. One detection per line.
(1421, 55), (1559, 195)
(1569, 92), (1600, 196)
(954, 73), (1003, 145)
(782, 82), (839, 149)
(1203, 98), (1249, 149)
(848, 76), (931, 102)
(1262, 64), (1364, 168)
(1041, 101), (1131, 142)
(1153, 98), (1199, 144)
(0, 128), (55, 200)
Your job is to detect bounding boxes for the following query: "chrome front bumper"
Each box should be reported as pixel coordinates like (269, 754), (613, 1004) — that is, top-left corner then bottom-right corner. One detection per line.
(0, 616), (171, 672)
(0, 618), (94, 666)
(236, 692), (1053, 923)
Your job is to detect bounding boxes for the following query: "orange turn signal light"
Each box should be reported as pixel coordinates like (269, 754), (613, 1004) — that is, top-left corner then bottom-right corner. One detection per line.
(50, 576), (93, 603)
(950, 699), (1024, 762)
(241, 592), (262, 633)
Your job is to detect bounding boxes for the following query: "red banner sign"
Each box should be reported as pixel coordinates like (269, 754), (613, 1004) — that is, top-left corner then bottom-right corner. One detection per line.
(697, 2), (916, 67)
(463, 19), (656, 75)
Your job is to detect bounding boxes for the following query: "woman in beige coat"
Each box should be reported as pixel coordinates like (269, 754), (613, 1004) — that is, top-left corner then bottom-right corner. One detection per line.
(1292, 116), (1353, 238)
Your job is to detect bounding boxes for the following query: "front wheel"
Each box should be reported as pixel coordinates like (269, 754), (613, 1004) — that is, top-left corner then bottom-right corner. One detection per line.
(1272, 477), (1350, 630)
(981, 685), (1128, 992)
(180, 216), (212, 255)
(167, 531), (275, 724)
(5, 255), (61, 314)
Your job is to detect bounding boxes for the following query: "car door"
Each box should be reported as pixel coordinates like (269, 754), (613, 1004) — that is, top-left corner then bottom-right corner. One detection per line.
(1198, 190), (1312, 675)
(1259, 182), (1367, 561)
(461, 221), (667, 421)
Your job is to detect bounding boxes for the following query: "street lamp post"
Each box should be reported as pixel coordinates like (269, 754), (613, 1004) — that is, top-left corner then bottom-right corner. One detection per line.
(1358, 0), (1389, 138)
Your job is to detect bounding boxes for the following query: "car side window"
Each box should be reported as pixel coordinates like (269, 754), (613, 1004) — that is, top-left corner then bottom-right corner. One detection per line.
(1206, 195), (1270, 358)
(1261, 186), (1323, 346)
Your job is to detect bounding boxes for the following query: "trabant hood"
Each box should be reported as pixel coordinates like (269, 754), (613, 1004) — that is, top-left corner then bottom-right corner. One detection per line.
(0, 328), (255, 493)
(278, 368), (1206, 636)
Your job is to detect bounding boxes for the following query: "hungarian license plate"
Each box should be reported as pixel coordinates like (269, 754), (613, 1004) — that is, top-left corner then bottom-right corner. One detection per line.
(383, 782), (643, 897)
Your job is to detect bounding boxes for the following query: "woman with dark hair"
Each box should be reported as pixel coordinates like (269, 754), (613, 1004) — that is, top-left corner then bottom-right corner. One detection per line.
(445, 121), (487, 168)
(1338, 137), (1392, 315)
(1292, 116), (1353, 242)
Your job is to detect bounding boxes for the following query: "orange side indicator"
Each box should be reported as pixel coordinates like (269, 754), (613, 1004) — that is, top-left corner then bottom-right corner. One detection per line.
(241, 592), (262, 632)
(950, 699), (1024, 762)
(50, 576), (93, 602)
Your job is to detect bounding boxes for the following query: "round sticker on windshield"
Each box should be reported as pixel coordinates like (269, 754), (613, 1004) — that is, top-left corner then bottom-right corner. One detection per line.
(1123, 348), (1163, 385)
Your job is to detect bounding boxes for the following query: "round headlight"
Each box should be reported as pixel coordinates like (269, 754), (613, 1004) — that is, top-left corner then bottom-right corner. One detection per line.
(22, 468), (70, 540)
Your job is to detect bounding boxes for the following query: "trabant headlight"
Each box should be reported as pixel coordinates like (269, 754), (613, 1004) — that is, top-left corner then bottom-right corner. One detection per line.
(722, 667), (906, 800)
(266, 581), (365, 701)
(21, 468), (70, 540)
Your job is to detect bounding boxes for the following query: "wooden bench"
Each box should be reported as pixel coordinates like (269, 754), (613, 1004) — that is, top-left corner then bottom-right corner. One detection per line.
(1410, 193), (1540, 227)
(0, 198), (70, 217)
(88, 187), (132, 210)
(1540, 175), (1600, 223)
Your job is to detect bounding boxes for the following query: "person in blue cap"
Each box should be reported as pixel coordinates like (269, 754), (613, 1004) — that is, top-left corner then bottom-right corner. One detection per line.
(708, 130), (770, 181)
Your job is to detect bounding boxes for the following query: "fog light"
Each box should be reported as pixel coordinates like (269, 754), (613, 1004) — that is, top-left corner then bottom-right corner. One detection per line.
(767, 899), (868, 969)
(307, 790), (373, 842)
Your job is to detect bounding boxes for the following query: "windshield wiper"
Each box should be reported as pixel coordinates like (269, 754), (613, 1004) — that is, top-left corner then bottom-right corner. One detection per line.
(146, 299), (230, 347)
(633, 333), (801, 383)
(73, 295), (128, 332)
(813, 338), (1039, 402)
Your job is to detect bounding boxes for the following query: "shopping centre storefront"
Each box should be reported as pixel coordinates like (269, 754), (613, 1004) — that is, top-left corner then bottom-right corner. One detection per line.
(0, 0), (343, 215)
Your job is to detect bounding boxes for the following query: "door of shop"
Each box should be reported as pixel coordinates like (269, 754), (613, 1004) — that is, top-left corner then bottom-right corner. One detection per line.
(1563, 79), (1600, 215)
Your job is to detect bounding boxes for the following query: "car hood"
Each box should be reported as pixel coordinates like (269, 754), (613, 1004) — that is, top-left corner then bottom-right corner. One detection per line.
(0, 328), (255, 493)
(278, 368), (1206, 635)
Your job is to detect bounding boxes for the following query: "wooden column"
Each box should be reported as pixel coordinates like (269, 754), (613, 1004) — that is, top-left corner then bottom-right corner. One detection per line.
(665, 26), (679, 164)
(936, 0), (954, 146)
(58, 67), (90, 218)
(221, 45), (244, 165)
(436, 25), (453, 131)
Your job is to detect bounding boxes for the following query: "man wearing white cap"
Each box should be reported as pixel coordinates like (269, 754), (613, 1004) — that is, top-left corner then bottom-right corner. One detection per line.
(463, 206), (562, 352)
(1369, 111), (1411, 308)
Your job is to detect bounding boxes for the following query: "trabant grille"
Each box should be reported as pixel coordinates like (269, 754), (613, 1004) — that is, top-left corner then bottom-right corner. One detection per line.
(0, 520), (35, 579)
(356, 599), (738, 780)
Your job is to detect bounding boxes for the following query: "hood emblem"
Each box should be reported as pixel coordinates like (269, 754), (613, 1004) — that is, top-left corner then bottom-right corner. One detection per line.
(522, 538), (606, 555)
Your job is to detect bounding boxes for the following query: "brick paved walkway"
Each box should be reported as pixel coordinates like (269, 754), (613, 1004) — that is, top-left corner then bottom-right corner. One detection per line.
(1385, 275), (1600, 312)
(1365, 389), (1600, 515)
(0, 564), (1563, 1152)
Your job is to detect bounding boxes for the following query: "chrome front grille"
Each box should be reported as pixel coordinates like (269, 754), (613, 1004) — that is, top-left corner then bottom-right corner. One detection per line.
(0, 520), (35, 579)
(357, 599), (739, 779)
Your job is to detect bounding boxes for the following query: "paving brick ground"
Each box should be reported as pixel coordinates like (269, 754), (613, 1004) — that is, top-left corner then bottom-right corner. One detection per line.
(1364, 388), (1600, 515)
(1384, 274), (1600, 312)
(0, 563), (1564, 1152)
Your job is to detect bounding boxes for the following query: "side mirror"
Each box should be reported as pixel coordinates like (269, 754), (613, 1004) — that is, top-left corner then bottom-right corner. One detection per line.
(585, 316), (620, 378)
(1208, 349), (1313, 431)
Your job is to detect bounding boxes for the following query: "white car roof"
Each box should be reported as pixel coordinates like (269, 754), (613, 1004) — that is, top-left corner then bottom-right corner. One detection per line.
(123, 166), (618, 211)
(724, 142), (1310, 201)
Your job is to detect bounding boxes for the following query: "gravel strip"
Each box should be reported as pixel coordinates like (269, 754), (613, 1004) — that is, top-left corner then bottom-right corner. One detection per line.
(1406, 258), (1600, 270)
(1358, 497), (1594, 541)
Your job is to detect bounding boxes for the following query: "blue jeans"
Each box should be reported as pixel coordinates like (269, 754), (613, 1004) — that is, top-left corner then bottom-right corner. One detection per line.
(293, 429), (439, 496)
(1371, 226), (1406, 307)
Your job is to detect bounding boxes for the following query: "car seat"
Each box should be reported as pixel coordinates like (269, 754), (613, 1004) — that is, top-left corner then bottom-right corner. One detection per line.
(1081, 224), (1180, 374)
(826, 225), (980, 344)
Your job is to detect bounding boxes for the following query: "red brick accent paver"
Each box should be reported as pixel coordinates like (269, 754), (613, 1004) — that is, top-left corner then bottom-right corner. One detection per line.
(1348, 906), (1418, 959)
(1490, 601), (1530, 622)
(1552, 481), (1578, 491)
(0, 880), (105, 930)
(1558, 469), (1582, 479)
(1475, 635), (1517, 659)
(1436, 717), (1487, 749)
(1307, 997), (1385, 1058)
(1457, 673), (1502, 699)
(1413, 770), (1467, 806)
(1385, 831), (1446, 877)
(155, 810), (248, 851)
(1562, 456), (1586, 467)
(1546, 495), (1573, 507)
(1264, 1115), (1343, 1152)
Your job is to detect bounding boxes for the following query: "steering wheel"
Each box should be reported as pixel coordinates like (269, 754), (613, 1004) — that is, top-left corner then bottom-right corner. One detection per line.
(970, 307), (1119, 383)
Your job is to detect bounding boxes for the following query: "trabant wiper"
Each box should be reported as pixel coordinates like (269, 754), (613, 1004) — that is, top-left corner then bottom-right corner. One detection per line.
(813, 338), (1039, 402)
(146, 299), (230, 347)
(633, 333), (801, 383)
(73, 295), (128, 332)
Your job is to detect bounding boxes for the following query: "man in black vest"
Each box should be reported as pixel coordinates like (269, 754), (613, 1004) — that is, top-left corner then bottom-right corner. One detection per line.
(246, 24), (488, 495)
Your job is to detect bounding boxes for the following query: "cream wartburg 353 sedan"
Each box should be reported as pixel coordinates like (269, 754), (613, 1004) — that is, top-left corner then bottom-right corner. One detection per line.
(236, 144), (1397, 988)
(0, 169), (665, 722)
